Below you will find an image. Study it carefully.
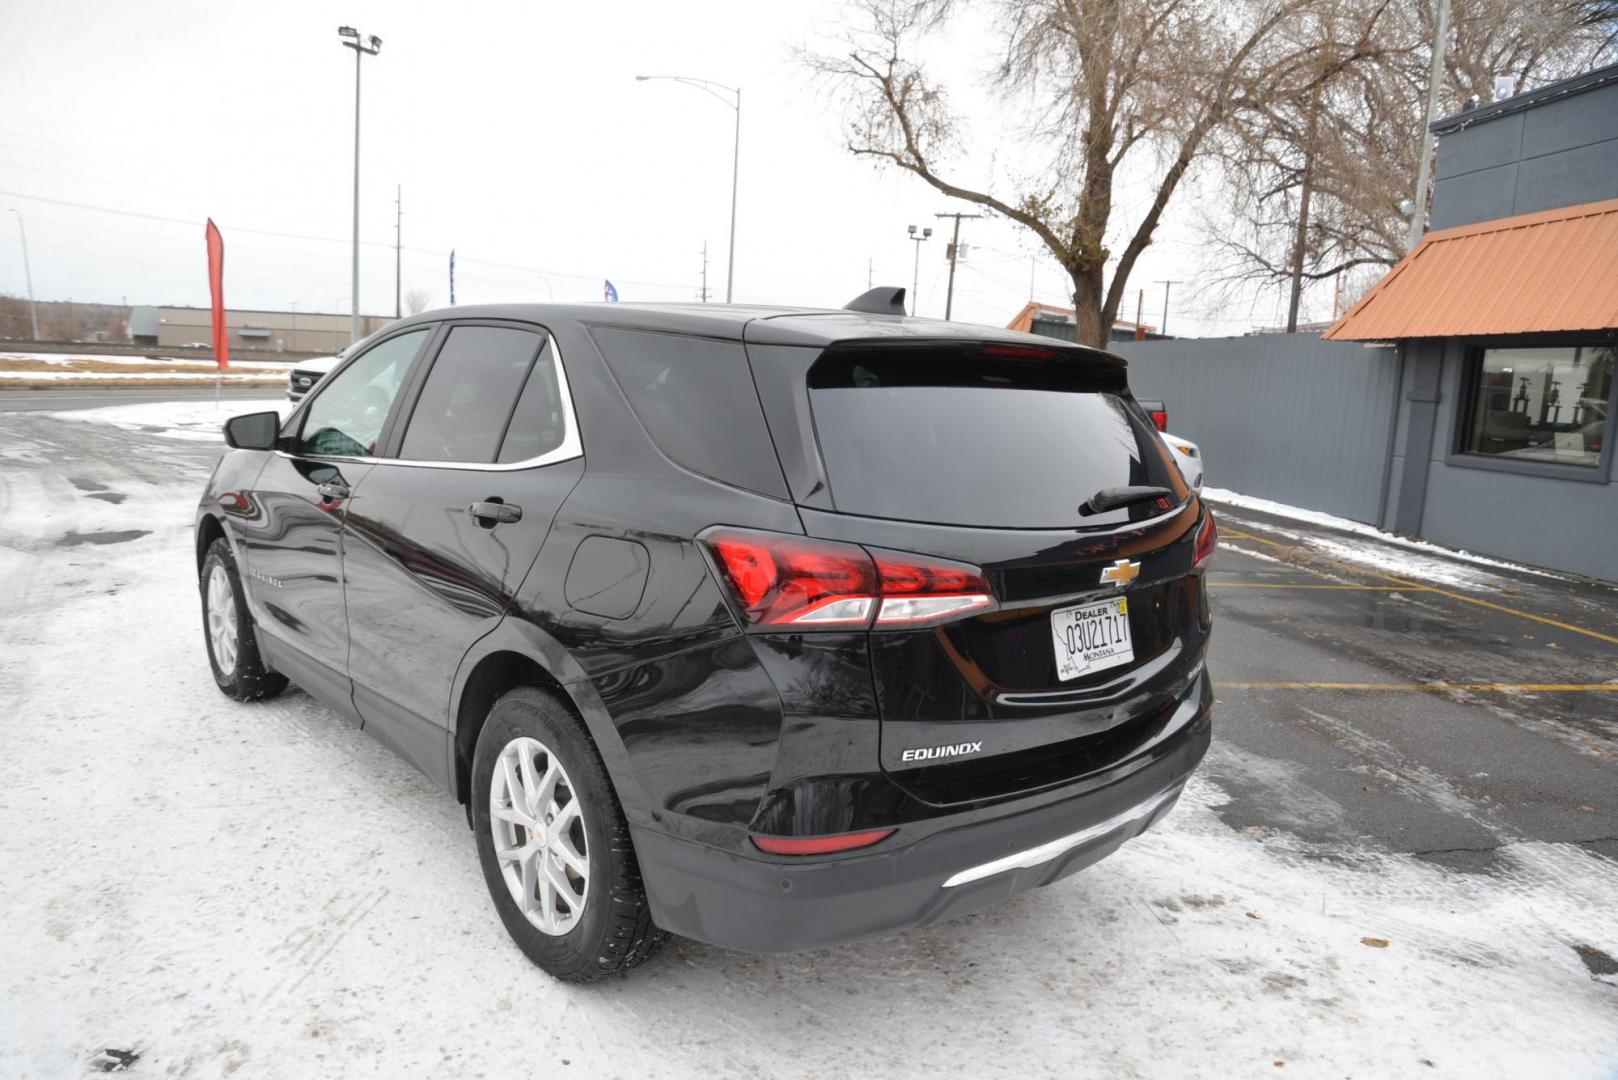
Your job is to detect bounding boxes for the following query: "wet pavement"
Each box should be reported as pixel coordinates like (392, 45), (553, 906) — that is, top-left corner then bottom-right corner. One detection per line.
(1204, 504), (1618, 867)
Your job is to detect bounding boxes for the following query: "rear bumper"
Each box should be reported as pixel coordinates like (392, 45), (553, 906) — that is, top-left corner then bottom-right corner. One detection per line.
(633, 671), (1211, 953)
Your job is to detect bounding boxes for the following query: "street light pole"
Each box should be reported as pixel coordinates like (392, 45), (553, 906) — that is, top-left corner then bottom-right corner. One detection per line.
(636, 75), (740, 302)
(10, 209), (39, 340)
(907, 224), (932, 316)
(339, 26), (382, 345)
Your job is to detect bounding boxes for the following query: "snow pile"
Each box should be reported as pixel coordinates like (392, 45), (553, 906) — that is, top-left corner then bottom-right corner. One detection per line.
(1203, 487), (1574, 588)
(42, 398), (287, 442)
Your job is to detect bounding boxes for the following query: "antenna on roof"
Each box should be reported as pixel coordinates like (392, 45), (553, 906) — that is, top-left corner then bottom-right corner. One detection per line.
(843, 286), (907, 316)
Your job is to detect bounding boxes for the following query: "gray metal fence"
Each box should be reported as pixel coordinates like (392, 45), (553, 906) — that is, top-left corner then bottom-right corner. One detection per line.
(1108, 334), (1401, 525)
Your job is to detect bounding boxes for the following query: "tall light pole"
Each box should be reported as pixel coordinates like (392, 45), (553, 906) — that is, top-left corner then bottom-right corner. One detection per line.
(907, 225), (932, 316)
(9, 209), (39, 340)
(636, 75), (740, 303)
(338, 26), (382, 344)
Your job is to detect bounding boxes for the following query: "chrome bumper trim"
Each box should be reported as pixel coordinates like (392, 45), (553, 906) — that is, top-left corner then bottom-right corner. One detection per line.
(941, 786), (1179, 888)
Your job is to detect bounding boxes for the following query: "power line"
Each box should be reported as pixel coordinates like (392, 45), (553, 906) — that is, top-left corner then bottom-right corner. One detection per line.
(0, 186), (692, 290)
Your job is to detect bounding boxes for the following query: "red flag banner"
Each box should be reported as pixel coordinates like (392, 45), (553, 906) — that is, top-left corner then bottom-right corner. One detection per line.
(205, 218), (228, 370)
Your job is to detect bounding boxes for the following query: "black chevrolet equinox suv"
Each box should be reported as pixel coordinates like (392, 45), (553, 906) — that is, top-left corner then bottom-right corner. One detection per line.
(195, 292), (1214, 981)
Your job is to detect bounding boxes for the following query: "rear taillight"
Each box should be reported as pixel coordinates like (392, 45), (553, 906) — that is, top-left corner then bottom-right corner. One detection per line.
(701, 528), (995, 630)
(1150, 410), (1168, 432)
(1193, 509), (1217, 568)
(751, 828), (895, 856)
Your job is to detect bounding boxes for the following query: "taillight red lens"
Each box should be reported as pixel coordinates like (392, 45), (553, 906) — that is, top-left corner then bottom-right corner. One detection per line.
(1193, 509), (1217, 567)
(870, 550), (994, 625)
(701, 530), (995, 630)
(751, 828), (895, 856)
(707, 531), (877, 628)
(1151, 410), (1168, 432)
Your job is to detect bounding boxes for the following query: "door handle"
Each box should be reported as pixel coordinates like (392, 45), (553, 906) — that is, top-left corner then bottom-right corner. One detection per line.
(469, 500), (522, 526)
(317, 479), (350, 502)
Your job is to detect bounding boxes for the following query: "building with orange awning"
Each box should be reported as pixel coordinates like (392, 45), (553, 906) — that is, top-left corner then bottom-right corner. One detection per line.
(1323, 62), (1617, 581)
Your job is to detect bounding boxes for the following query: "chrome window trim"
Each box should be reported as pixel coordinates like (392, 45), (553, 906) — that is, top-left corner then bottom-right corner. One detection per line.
(279, 328), (583, 473)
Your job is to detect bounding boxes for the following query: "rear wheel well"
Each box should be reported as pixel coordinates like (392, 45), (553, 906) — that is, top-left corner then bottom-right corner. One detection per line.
(196, 514), (226, 574)
(454, 651), (574, 804)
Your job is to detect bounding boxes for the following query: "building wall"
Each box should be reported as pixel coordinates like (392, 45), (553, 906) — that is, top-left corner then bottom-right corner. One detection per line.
(1110, 334), (1401, 524)
(155, 307), (394, 355)
(1390, 339), (1618, 581)
(1430, 67), (1618, 231)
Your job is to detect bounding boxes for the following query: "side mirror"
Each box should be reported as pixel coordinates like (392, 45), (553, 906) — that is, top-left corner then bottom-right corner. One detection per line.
(223, 411), (282, 451)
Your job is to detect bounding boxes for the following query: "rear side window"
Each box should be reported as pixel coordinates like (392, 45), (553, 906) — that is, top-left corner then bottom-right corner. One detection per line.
(400, 325), (556, 464)
(807, 343), (1181, 529)
(591, 327), (787, 498)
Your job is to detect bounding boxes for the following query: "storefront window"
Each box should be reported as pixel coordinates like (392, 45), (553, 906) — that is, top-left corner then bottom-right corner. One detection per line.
(1463, 346), (1612, 468)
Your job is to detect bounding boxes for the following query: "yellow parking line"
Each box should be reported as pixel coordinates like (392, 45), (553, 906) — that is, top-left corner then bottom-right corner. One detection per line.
(1216, 526), (1618, 648)
(1216, 681), (1618, 693)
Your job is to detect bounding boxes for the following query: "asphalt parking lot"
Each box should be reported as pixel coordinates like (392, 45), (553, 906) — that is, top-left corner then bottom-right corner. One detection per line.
(1204, 511), (1618, 868)
(2, 392), (1615, 1077)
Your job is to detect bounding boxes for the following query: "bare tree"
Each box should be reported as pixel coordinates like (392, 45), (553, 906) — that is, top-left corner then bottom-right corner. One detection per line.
(806, 0), (1351, 346)
(403, 288), (432, 315)
(1206, 0), (1613, 324)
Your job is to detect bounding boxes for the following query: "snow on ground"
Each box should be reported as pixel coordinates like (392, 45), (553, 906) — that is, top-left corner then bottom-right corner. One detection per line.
(42, 397), (287, 442)
(1, 351), (290, 370)
(3, 401), (1617, 1078)
(0, 370), (285, 383)
(1202, 488), (1572, 583)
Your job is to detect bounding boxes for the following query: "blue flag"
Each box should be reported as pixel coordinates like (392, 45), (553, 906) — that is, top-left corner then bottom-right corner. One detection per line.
(449, 249), (456, 306)
(603, 279), (619, 303)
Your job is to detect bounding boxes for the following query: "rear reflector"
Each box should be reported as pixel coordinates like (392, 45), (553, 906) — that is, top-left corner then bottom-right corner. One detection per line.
(751, 828), (896, 856)
(701, 528), (995, 630)
(1193, 509), (1217, 567)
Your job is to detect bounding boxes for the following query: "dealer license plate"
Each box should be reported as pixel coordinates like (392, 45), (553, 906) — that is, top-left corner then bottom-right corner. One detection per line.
(1050, 597), (1134, 682)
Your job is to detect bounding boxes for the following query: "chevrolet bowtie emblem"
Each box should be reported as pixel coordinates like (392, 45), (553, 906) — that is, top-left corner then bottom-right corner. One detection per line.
(1099, 559), (1141, 588)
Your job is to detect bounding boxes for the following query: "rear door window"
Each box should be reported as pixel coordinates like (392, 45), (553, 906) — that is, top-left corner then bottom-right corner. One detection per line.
(807, 343), (1181, 528)
(591, 327), (788, 498)
(399, 325), (553, 464)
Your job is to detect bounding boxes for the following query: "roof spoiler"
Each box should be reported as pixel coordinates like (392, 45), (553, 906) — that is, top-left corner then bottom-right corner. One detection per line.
(843, 286), (908, 316)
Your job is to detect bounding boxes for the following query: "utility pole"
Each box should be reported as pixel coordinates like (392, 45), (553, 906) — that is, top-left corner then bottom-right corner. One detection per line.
(1407, 0), (1452, 249)
(935, 211), (983, 321)
(907, 224), (933, 316)
(9, 209), (39, 340)
(1155, 280), (1181, 337)
(394, 185), (402, 319)
(338, 26), (382, 344)
(699, 241), (710, 302)
(868, 257), (873, 290)
(1134, 288), (1146, 341)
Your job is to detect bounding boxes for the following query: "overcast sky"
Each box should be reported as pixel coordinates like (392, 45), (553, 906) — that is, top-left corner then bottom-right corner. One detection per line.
(0, 0), (1332, 336)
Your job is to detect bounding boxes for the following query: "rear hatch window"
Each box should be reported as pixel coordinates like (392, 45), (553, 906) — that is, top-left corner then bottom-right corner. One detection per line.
(806, 342), (1182, 528)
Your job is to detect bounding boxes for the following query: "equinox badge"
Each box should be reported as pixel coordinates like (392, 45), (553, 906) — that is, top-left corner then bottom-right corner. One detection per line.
(1099, 559), (1141, 588)
(901, 741), (983, 763)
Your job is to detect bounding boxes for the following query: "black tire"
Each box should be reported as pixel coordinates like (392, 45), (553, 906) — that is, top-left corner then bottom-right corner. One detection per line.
(200, 537), (288, 702)
(471, 687), (667, 982)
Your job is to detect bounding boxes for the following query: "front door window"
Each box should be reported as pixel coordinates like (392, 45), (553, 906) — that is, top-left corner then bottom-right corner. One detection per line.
(297, 329), (429, 458)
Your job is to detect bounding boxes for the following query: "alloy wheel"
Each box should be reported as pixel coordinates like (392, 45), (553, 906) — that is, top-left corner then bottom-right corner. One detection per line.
(489, 736), (590, 935)
(206, 564), (238, 676)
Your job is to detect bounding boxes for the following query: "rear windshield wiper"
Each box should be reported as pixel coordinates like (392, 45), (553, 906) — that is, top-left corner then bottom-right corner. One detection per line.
(1079, 485), (1176, 517)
